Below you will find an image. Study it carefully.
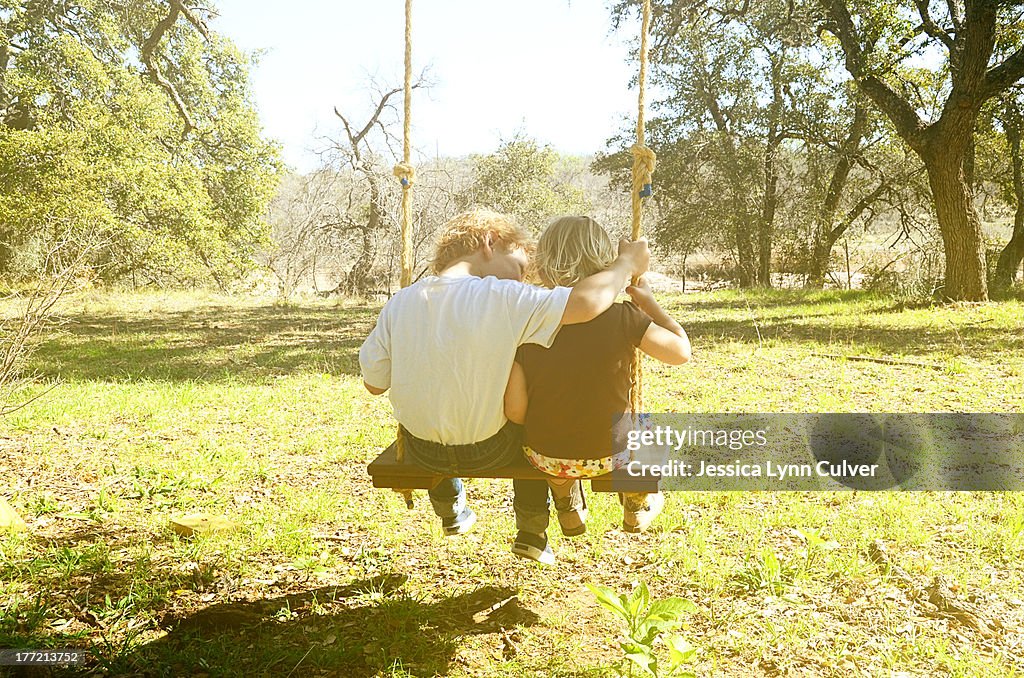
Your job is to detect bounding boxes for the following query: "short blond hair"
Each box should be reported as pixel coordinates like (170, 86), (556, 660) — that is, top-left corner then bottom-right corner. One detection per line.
(535, 216), (615, 288)
(431, 208), (533, 274)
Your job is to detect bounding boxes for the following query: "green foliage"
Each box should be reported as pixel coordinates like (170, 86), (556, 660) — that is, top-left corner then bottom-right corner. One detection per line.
(731, 548), (797, 595)
(462, 136), (589, 232)
(792, 527), (840, 574)
(0, 1), (281, 285)
(587, 582), (697, 677)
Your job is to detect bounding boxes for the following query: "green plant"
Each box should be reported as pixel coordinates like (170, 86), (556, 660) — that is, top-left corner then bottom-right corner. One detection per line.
(731, 547), (796, 595)
(793, 527), (840, 574)
(587, 582), (697, 677)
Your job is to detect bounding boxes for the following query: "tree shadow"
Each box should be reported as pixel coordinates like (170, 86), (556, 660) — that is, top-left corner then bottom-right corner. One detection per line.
(31, 304), (381, 383)
(89, 574), (540, 677)
(683, 311), (1024, 358)
(665, 288), (878, 312)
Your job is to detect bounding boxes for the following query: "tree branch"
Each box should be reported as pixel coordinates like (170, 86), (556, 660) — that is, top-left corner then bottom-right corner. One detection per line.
(984, 45), (1024, 98)
(139, 1), (209, 135)
(913, 0), (954, 52)
(820, 0), (928, 152)
(336, 87), (402, 146)
(171, 0), (210, 40)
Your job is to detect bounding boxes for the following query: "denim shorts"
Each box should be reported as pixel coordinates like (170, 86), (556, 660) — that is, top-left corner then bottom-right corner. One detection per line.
(401, 422), (525, 476)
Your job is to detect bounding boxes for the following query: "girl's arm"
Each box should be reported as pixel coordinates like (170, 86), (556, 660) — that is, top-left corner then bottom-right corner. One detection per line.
(627, 277), (691, 366)
(504, 361), (529, 424)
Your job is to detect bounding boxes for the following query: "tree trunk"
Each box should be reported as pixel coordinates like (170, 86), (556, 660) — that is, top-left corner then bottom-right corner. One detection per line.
(757, 139), (778, 288)
(995, 206), (1024, 289)
(807, 103), (869, 288)
(995, 98), (1024, 291)
(925, 153), (988, 301)
(0, 239), (12, 278)
(808, 232), (841, 288)
(735, 226), (756, 288)
(757, 129), (778, 288)
(344, 173), (382, 295)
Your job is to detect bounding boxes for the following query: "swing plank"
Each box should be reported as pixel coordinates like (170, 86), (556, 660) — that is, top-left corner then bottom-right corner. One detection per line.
(367, 442), (659, 493)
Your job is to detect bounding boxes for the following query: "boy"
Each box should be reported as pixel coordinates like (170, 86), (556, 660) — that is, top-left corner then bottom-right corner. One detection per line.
(359, 208), (649, 564)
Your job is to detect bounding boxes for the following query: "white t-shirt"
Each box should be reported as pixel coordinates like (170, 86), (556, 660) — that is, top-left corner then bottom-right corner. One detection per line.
(359, 275), (571, 445)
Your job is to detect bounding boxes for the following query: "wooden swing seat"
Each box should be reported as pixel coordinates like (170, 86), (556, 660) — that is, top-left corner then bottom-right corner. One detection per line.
(367, 442), (660, 493)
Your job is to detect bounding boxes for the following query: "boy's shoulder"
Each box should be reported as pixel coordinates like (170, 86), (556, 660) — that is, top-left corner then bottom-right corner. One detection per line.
(382, 275), (537, 307)
(416, 275), (547, 296)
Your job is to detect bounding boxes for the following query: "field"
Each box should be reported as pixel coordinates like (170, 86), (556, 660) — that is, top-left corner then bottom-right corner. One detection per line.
(2, 289), (1024, 677)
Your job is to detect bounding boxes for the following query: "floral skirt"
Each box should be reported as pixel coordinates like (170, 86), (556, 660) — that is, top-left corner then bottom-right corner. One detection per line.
(524, 446), (632, 479)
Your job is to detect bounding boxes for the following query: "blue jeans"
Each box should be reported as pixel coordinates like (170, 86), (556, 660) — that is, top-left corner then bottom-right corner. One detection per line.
(402, 423), (551, 534)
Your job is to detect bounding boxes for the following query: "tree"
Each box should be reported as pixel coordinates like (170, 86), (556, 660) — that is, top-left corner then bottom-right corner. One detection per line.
(613, 0), (893, 288)
(643, 0), (799, 287)
(820, 0), (1024, 300)
(800, 96), (922, 287)
(461, 136), (590, 233)
(328, 86), (404, 296)
(0, 1), (280, 285)
(993, 88), (1024, 289)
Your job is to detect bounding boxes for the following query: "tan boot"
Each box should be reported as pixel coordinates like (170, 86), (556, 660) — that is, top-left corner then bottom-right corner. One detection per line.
(550, 479), (587, 537)
(621, 492), (664, 533)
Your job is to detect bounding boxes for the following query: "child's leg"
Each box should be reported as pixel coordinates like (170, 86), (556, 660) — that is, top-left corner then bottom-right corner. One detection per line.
(428, 478), (475, 535)
(547, 478), (587, 536)
(511, 479), (555, 565)
(512, 479), (550, 535)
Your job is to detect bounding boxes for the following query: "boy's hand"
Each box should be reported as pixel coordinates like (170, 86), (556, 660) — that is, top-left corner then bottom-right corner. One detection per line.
(626, 276), (658, 313)
(617, 238), (650, 277)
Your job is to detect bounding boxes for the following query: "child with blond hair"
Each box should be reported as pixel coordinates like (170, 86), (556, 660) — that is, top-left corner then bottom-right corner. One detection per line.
(360, 208), (650, 565)
(505, 216), (690, 547)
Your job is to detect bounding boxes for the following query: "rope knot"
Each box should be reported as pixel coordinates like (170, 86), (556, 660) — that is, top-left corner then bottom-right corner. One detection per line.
(630, 144), (656, 199)
(393, 162), (416, 188)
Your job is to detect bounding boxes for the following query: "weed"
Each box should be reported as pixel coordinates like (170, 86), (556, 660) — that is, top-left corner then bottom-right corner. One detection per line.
(587, 582), (697, 677)
(731, 548), (796, 595)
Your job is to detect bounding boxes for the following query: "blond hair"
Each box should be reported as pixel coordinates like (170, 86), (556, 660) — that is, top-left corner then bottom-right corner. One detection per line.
(431, 208), (533, 274)
(535, 216), (615, 288)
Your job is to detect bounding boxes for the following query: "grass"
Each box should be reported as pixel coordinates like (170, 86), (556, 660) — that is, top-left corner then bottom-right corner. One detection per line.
(1, 288), (1023, 676)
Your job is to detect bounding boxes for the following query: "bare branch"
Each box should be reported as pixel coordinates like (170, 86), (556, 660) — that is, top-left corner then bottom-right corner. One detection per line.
(913, 0), (955, 52)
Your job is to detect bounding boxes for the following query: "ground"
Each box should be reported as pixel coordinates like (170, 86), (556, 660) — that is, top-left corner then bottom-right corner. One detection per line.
(1, 289), (1023, 677)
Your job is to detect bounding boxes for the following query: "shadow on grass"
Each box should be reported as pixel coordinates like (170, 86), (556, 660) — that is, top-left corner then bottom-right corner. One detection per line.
(32, 304), (381, 383)
(668, 288), (881, 312)
(682, 309), (1024, 358)
(87, 574), (539, 677)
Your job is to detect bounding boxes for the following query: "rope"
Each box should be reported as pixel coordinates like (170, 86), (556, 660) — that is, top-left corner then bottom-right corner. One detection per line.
(629, 0), (655, 417)
(394, 0), (415, 508)
(395, 0), (415, 290)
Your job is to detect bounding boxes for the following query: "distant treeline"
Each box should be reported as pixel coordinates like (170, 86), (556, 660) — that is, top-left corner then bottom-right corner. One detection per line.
(3, 1), (1023, 302)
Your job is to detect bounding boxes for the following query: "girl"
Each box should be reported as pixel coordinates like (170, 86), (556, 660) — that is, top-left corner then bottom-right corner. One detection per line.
(505, 216), (690, 558)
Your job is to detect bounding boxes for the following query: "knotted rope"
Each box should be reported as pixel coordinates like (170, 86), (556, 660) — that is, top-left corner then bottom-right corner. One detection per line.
(629, 0), (655, 417)
(394, 0), (415, 508)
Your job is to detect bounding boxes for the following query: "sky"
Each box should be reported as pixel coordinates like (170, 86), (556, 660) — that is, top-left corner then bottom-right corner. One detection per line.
(213, 0), (642, 172)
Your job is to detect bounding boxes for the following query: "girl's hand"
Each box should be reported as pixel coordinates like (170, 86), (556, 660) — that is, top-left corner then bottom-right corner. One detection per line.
(626, 276), (658, 313)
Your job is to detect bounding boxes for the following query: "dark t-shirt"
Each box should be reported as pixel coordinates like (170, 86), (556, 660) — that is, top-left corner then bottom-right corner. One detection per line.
(516, 301), (652, 459)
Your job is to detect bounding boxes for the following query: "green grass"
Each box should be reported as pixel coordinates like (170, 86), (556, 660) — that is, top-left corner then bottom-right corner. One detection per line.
(1, 289), (1023, 676)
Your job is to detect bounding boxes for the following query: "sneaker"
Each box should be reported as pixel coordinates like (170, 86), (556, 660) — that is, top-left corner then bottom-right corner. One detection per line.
(622, 492), (665, 533)
(511, 530), (556, 565)
(441, 507), (476, 536)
